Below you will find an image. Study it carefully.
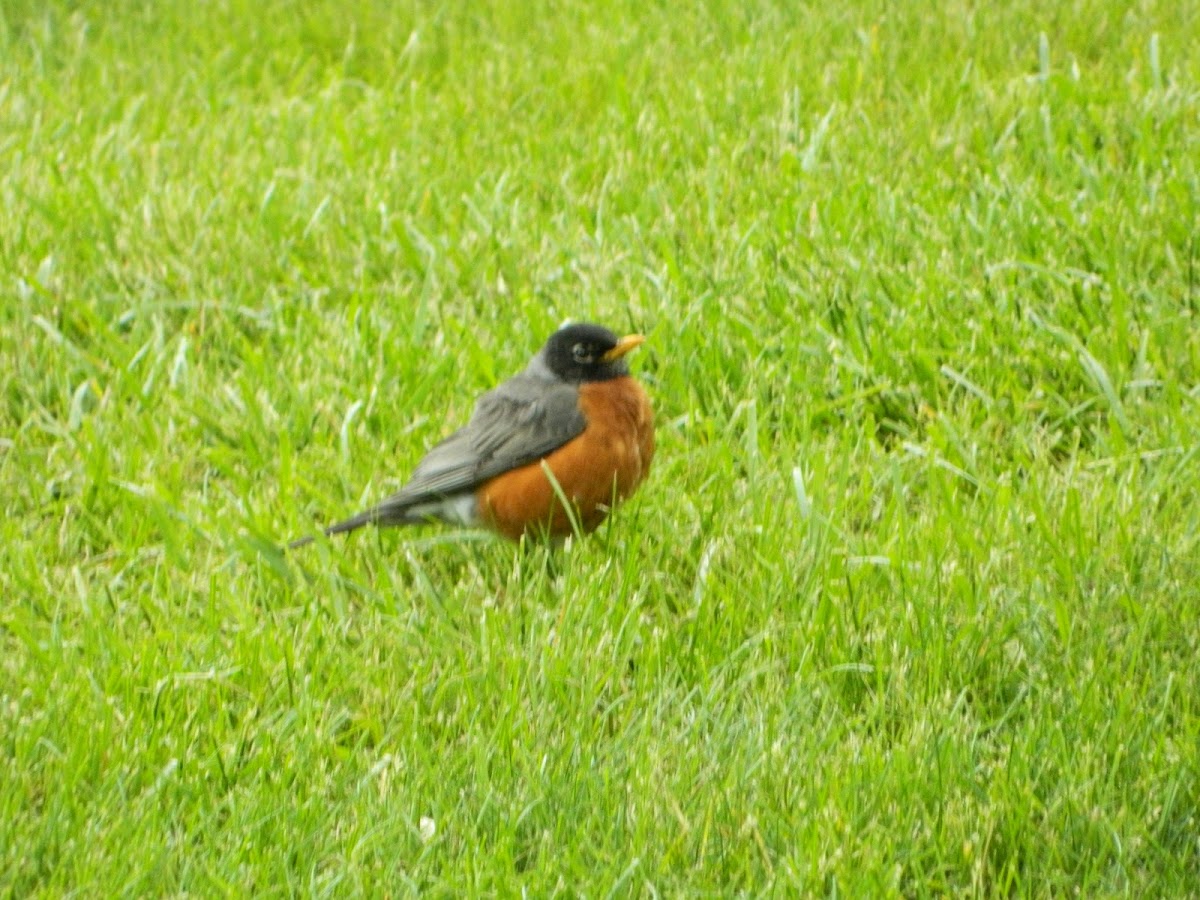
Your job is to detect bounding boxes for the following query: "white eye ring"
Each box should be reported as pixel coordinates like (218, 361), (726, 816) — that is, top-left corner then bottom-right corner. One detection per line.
(571, 343), (591, 363)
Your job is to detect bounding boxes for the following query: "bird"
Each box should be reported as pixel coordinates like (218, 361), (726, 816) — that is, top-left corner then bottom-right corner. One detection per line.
(288, 322), (654, 549)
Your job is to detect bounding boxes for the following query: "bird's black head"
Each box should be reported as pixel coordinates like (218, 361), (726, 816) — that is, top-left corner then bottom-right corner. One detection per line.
(538, 323), (646, 384)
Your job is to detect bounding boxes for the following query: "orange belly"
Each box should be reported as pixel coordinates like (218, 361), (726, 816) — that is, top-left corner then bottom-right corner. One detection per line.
(477, 377), (655, 539)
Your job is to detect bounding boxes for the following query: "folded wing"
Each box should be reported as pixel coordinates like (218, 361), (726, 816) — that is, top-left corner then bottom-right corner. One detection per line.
(322, 375), (586, 533)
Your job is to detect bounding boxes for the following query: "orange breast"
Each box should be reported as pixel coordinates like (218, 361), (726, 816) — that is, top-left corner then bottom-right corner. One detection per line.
(477, 377), (655, 540)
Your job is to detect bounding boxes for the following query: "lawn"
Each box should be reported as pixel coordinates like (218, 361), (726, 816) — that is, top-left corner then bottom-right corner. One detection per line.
(3, 0), (1199, 894)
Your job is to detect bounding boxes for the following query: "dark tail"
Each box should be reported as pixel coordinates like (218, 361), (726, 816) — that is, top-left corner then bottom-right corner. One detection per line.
(287, 500), (428, 550)
(286, 508), (384, 550)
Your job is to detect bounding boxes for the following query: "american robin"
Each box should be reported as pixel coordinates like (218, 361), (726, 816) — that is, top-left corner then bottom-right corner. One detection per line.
(288, 322), (654, 548)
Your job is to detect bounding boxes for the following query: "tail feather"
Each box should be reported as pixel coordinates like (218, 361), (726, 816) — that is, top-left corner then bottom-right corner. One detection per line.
(324, 509), (380, 536)
(286, 500), (424, 550)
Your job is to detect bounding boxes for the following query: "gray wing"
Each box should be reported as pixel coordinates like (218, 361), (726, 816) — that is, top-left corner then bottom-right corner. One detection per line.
(399, 375), (585, 501)
(301, 375), (585, 540)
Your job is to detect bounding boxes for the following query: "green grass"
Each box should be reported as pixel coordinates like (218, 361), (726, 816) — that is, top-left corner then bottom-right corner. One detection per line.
(3, 0), (1200, 893)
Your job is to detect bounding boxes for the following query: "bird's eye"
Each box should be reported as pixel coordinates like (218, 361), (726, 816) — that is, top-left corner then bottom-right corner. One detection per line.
(571, 343), (592, 363)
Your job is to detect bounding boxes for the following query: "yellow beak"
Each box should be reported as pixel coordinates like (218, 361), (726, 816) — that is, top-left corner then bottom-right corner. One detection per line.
(600, 334), (646, 363)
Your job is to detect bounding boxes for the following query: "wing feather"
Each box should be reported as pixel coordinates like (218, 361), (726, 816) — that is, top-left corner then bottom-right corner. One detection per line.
(359, 375), (585, 525)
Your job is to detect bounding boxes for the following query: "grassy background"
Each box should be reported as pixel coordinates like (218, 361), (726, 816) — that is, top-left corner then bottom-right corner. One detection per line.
(3, 0), (1199, 893)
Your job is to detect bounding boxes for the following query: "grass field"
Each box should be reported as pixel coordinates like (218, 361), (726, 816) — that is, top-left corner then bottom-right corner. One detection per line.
(3, 0), (1200, 894)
